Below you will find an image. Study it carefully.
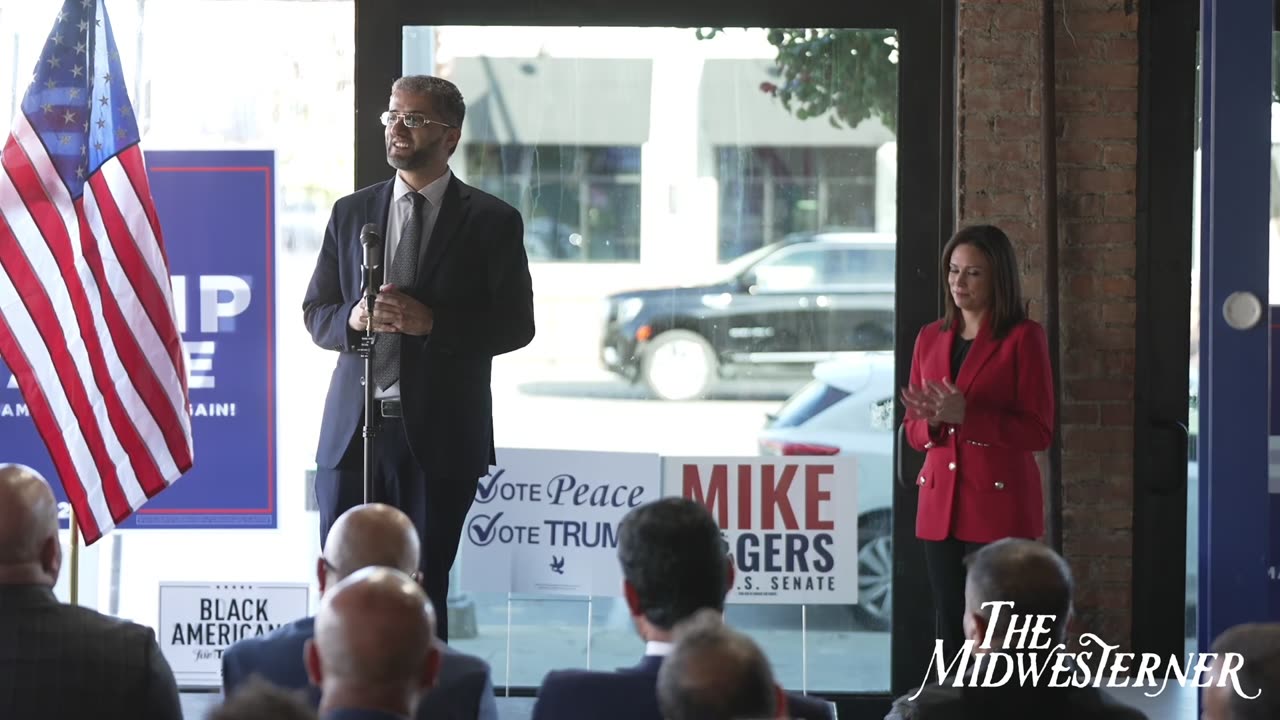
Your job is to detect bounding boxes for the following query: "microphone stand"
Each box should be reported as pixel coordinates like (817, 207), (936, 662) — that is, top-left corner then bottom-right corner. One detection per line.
(360, 287), (377, 504)
(359, 226), (382, 505)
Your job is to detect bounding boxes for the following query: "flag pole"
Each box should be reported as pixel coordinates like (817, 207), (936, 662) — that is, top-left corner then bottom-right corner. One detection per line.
(68, 506), (80, 605)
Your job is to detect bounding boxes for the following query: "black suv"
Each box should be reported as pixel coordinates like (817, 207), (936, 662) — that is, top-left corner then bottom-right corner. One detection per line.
(600, 231), (896, 400)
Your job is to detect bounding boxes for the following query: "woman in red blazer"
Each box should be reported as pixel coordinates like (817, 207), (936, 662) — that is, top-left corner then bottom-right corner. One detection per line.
(900, 224), (1054, 659)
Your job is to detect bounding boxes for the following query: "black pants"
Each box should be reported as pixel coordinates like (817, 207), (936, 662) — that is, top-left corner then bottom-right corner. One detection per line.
(314, 413), (477, 642)
(923, 537), (988, 661)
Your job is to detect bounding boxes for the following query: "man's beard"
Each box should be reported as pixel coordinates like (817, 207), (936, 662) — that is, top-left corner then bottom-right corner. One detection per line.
(386, 136), (441, 171)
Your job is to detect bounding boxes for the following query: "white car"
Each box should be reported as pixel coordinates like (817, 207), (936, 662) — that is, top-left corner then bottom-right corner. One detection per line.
(757, 352), (896, 631)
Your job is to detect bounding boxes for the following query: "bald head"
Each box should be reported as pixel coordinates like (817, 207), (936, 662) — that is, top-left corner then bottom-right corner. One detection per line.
(321, 503), (419, 588)
(0, 464), (60, 585)
(964, 538), (1073, 647)
(306, 567), (439, 715)
(657, 609), (778, 720)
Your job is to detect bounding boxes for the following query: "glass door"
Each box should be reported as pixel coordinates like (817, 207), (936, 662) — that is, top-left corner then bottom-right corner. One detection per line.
(355, 1), (953, 712)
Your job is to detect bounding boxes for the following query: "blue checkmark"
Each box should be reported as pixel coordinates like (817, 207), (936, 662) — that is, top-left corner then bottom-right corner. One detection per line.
(468, 512), (504, 547)
(475, 468), (504, 504)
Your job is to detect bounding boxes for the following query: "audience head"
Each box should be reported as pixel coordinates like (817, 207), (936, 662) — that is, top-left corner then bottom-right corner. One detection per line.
(0, 463), (61, 586)
(1204, 623), (1280, 720)
(206, 677), (316, 720)
(657, 609), (781, 720)
(962, 538), (1073, 651)
(940, 224), (1026, 338)
(305, 566), (440, 716)
(318, 503), (421, 593)
(617, 497), (731, 637)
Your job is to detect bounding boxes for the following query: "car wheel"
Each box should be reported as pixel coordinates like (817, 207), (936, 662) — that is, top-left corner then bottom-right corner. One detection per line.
(641, 330), (717, 401)
(852, 511), (892, 632)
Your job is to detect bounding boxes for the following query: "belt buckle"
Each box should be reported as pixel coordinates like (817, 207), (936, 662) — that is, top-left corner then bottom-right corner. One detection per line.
(380, 399), (402, 418)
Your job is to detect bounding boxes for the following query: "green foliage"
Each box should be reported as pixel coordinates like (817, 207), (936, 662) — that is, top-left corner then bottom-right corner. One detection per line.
(697, 28), (900, 135)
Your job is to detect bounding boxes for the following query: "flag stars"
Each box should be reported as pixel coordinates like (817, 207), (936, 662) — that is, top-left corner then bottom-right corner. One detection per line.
(62, 110), (76, 125)
(115, 127), (126, 140)
(59, 134), (71, 146)
(74, 42), (86, 56)
(102, 72), (112, 84)
(96, 117), (106, 129)
(44, 79), (57, 90)
(81, 0), (92, 8)
(120, 105), (131, 118)
(79, 19), (89, 33)
(69, 88), (81, 100)
(99, 95), (108, 107)
(47, 55), (61, 69)
(52, 33), (63, 46)
(72, 64), (84, 78)
(76, 165), (86, 180)
(94, 140), (103, 153)
(42, 103), (53, 114)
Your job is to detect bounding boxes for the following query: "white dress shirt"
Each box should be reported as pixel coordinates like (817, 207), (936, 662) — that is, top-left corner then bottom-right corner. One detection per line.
(645, 640), (675, 657)
(375, 167), (452, 400)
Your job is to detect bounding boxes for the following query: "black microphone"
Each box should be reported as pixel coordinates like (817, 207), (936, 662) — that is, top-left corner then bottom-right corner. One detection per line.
(360, 223), (383, 291)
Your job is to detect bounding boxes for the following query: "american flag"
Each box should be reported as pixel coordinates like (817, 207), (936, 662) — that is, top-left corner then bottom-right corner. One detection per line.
(0, 0), (193, 545)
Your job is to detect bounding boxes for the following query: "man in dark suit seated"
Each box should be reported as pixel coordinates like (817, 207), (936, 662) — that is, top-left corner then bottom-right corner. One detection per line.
(0, 463), (182, 719)
(657, 609), (786, 720)
(886, 538), (1147, 720)
(222, 503), (497, 720)
(530, 497), (835, 720)
(306, 566), (440, 719)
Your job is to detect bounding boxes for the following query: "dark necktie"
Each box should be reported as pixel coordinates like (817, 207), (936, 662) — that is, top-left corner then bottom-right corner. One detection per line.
(373, 191), (425, 391)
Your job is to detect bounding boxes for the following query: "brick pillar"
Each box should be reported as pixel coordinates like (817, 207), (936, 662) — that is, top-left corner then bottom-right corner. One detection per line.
(955, 0), (1139, 646)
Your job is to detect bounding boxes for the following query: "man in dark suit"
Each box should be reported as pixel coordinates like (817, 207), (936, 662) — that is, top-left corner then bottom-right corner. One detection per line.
(0, 463), (182, 719)
(530, 497), (835, 720)
(657, 609), (786, 720)
(306, 566), (440, 720)
(302, 74), (535, 642)
(886, 538), (1147, 720)
(222, 503), (497, 720)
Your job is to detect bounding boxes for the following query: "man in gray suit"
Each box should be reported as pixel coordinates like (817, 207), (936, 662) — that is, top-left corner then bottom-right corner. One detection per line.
(0, 463), (182, 719)
(223, 502), (497, 720)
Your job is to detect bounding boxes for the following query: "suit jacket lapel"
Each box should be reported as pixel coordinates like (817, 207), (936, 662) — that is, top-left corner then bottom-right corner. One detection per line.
(955, 318), (999, 393)
(418, 176), (470, 286)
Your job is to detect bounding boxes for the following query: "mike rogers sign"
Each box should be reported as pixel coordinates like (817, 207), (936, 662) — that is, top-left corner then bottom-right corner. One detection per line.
(662, 457), (858, 604)
(459, 448), (660, 596)
(159, 581), (309, 688)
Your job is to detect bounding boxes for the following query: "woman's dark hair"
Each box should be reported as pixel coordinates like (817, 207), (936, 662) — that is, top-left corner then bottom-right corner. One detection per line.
(940, 224), (1027, 339)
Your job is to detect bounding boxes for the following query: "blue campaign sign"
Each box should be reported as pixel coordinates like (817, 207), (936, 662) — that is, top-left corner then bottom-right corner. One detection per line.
(0, 150), (276, 530)
(1272, 306), (1280, 618)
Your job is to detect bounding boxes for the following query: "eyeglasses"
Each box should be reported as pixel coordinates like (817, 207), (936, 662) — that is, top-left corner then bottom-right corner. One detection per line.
(380, 111), (455, 130)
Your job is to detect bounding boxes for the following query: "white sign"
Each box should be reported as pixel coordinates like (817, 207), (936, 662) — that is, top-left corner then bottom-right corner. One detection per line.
(159, 582), (310, 688)
(459, 448), (660, 597)
(661, 456), (858, 604)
